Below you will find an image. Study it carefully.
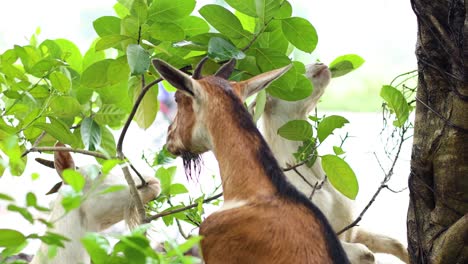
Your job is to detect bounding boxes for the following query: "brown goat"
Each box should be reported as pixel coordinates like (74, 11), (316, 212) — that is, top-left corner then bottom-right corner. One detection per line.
(153, 59), (350, 264)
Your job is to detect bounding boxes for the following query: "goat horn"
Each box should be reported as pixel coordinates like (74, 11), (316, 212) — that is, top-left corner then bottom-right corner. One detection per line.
(192, 56), (209, 80)
(35, 158), (55, 168)
(46, 181), (63, 195)
(215, 58), (236, 79)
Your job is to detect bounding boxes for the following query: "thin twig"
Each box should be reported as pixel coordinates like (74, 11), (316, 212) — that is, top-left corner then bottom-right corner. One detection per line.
(309, 176), (327, 200)
(146, 193), (223, 222)
(21, 131), (47, 157)
(292, 167), (315, 189)
(168, 200), (189, 239)
(337, 127), (408, 235)
(283, 153), (316, 172)
(27, 147), (108, 159)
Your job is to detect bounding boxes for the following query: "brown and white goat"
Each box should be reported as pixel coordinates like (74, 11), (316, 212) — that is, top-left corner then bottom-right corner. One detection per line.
(153, 59), (350, 264)
(31, 145), (160, 264)
(261, 63), (409, 263)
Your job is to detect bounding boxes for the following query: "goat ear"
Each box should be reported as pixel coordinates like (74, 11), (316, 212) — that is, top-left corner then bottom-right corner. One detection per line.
(235, 64), (292, 100)
(54, 142), (75, 178)
(152, 59), (198, 97)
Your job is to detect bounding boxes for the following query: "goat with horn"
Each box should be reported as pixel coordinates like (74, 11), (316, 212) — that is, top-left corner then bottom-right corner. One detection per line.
(153, 58), (349, 264)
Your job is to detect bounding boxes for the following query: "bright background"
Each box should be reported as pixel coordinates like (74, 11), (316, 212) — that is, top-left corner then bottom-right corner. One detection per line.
(0, 1), (417, 263)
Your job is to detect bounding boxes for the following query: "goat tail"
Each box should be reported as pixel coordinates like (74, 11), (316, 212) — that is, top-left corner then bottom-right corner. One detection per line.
(351, 227), (409, 263)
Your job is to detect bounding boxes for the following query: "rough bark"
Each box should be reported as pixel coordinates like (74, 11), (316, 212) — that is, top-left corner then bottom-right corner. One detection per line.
(407, 0), (468, 264)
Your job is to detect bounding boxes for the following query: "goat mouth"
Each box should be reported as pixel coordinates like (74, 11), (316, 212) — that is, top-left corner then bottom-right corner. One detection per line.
(312, 65), (329, 78)
(181, 151), (203, 181)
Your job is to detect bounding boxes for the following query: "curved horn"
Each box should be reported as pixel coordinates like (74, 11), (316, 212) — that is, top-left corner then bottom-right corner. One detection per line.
(192, 56), (209, 80)
(35, 158), (55, 168)
(215, 58), (236, 79)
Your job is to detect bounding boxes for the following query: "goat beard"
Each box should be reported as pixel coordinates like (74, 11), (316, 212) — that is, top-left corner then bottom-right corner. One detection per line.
(181, 151), (202, 181)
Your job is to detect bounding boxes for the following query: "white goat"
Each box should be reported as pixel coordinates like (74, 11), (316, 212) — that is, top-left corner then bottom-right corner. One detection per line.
(31, 145), (160, 264)
(261, 63), (409, 264)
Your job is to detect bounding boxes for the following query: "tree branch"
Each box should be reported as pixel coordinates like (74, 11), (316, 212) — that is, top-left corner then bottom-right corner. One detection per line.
(26, 146), (108, 159)
(337, 127), (408, 235)
(146, 193), (223, 222)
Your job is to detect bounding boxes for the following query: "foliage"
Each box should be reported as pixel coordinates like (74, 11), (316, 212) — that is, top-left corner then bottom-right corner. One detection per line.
(0, 0), (364, 262)
(278, 114), (358, 199)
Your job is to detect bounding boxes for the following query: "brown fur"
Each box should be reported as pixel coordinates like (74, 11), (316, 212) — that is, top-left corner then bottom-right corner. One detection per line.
(200, 198), (332, 264)
(153, 59), (349, 264)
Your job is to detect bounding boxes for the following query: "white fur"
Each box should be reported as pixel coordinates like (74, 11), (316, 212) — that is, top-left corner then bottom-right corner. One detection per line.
(216, 200), (248, 213)
(260, 63), (409, 264)
(31, 164), (160, 264)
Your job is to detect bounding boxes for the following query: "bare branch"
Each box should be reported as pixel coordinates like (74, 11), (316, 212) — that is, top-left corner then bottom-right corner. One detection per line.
(337, 127), (408, 235)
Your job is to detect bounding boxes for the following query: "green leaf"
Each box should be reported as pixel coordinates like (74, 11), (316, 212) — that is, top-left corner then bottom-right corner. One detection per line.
(62, 169), (86, 192)
(333, 146), (346, 155)
(34, 117), (78, 146)
(269, 74), (313, 101)
(130, 76), (159, 129)
(168, 183), (189, 195)
(281, 17), (318, 53)
(321, 155), (359, 200)
(257, 22), (289, 53)
(274, 1), (292, 19)
(83, 41), (106, 70)
(380, 85), (410, 127)
(317, 115), (349, 143)
(7, 205), (33, 223)
(32, 231), (70, 248)
(0, 136), (26, 176)
(0, 193), (14, 201)
(94, 104), (127, 128)
(49, 96), (82, 118)
(293, 139), (317, 167)
(127, 44), (150, 76)
(329, 54), (365, 78)
(80, 117), (102, 151)
(175, 16), (210, 37)
(0, 229), (26, 248)
(82, 233), (110, 263)
(207, 37), (246, 62)
(149, 0), (196, 22)
(149, 22), (185, 41)
(152, 145), (175, 166)
(99, 185), (127, 195)
(226, 0), (256, 17)
(199, 5), (248, 39)
(98, 126), (117, 158)
(255, 0), (281, 25)
(95, 35), (130, 51)
(166, 236), (202, 257)
(55, 39), (83, 72)
(61, 189), (83, 212)
(101, 159), (120, 175)
(49, 71), (71, 94)
(278, 120), (313, 141)
(253, 90), (266, 123)
(93, 16), (121, 37)
(156, 166), (176, 195)
(82, 58), (129, 89)
(26, 192), (37, 207)
(130, 0), (148, 23)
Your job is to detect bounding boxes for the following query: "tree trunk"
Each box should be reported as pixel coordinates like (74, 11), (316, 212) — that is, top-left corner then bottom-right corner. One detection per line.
(407, 0), (468, 263)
